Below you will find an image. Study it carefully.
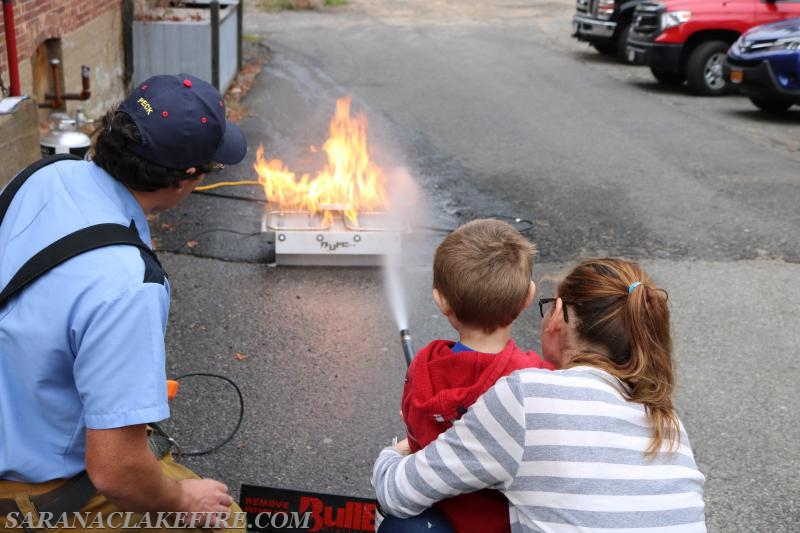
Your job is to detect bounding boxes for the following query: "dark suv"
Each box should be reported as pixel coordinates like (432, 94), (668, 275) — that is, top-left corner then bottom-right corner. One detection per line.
(725, 18), (800, 111)
(572, 0), (645, 61)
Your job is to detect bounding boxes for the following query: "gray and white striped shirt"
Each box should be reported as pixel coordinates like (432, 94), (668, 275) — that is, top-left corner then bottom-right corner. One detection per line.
(373, 366), (706, 532)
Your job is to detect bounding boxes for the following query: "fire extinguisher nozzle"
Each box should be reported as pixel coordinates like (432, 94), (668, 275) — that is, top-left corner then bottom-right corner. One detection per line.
(400, 329), (414, 367)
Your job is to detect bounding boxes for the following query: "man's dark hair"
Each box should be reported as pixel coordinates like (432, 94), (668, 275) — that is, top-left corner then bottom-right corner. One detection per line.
(92, 108), (189, 191)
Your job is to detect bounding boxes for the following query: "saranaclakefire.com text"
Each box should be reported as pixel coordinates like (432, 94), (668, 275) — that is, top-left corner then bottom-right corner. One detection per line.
(4, 511), (312, 529)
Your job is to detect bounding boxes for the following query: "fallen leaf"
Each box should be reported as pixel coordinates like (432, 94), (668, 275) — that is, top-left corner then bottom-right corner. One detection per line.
(233, 352), (249, 361)
(161, 222), (173, 231)
(186, 240), (199, 249)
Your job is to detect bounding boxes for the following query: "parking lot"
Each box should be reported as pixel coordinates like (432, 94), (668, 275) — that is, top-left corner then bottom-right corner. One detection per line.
(146, 1), (800, 532)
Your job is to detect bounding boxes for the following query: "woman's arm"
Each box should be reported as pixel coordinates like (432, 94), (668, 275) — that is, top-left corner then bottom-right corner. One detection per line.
(372, 374), (526, 518)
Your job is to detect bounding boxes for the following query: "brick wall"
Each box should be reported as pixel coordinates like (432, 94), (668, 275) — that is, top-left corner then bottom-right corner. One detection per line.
(0, 0), (121, 91)
(0, 0), (128, 186)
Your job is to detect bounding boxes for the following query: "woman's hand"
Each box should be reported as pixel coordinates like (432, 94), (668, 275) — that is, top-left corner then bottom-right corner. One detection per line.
(394, 438), (411, 455)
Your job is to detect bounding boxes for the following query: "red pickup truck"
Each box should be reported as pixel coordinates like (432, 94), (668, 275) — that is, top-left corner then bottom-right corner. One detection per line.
(626, 0), (800, 95)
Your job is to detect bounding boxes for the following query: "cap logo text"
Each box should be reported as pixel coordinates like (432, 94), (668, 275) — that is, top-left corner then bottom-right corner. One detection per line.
(137, 97), (154, 115)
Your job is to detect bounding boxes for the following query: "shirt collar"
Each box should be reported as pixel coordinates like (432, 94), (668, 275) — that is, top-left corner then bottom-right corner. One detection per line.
(89, 163), (152, 247)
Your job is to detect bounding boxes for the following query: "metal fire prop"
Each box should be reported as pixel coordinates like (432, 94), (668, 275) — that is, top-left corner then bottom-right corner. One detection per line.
(255, 97), (403, 266)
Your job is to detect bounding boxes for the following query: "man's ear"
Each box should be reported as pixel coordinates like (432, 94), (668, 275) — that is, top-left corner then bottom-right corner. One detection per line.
(175, 168), (203, 191)
(432, 288), (452, 315)
(522, 280), (536, 309)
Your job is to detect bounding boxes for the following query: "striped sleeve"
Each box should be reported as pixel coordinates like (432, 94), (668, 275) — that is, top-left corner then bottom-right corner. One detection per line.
(508, 368), (706, 532)
(372, 374), (526, 518)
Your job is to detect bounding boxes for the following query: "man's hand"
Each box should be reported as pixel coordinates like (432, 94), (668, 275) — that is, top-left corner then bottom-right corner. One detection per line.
(86, 425), (233, 517)
(178, 479), (235, 529)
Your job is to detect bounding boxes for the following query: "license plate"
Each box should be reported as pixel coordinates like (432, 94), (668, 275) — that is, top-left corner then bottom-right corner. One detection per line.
(730, 68), (743, 84)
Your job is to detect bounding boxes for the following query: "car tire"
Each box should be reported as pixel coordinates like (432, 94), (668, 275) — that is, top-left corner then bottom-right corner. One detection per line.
(616, 23), (633, 63)
(750, 97), (794, 113)
(686, 40), (732, 96)
(651, 68), (685, 85)
(592, 41), (618, 55)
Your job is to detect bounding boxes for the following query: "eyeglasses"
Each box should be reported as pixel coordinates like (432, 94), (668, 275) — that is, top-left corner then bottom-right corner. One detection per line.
(196, 162), (225, 175)
(538, 297), (570, 323)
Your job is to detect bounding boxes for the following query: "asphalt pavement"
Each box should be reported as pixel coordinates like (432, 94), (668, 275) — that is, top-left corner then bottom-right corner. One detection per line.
(150, 1), (800, 531)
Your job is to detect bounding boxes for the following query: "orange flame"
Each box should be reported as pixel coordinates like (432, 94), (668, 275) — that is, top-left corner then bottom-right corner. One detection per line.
(254, 97), (388, 225)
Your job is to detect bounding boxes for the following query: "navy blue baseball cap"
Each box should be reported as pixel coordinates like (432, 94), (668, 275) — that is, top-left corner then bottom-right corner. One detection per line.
(118, 73), (247, 170)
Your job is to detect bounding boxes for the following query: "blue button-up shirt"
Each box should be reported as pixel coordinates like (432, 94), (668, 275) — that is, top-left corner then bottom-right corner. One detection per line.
(0, 160), (171, 482)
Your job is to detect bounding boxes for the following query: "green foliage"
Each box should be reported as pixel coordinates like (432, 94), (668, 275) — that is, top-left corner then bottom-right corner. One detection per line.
(251, 0), (347, 10)
(254, 0), (295, 11)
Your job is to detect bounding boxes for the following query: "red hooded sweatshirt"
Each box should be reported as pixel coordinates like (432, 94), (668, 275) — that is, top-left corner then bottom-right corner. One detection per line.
(402, 339), (555, 533)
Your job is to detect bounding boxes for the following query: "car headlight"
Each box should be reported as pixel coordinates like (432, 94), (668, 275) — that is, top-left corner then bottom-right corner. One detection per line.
(763, 38), (800, 52)
(661, 10), (691, 30)
(730, 35), (745, 54)
(735, 35), (800, 53)
(597, 0), (615, 20)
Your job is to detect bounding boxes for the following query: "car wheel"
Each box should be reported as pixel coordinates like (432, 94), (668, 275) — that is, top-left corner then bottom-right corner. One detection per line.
(592, 42), (617, 55)
(686, 40), (732, 96)
(750, 97), (794, 113)
(616, 23), (633, 63)
(651, 68), (685, 85)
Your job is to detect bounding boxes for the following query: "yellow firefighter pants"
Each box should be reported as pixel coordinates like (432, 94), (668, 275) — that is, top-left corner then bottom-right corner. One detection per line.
(0, 454), (244, 532)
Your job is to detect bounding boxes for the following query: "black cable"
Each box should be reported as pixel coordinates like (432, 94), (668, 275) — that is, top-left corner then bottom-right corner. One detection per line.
(486, 215), (535, 236)
(413, 224), (456, 234)
(191, 187), (536, 236)
(192, 189), (268, 204)
(170, 372), (245, 457)
(157, 228), (262, 254)
(412, 216), (533, 236)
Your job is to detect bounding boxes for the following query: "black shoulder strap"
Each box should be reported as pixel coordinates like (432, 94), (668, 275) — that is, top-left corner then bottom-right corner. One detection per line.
(0, 156), (162, 309)
(0, 223), (161, 309)
(0, 154), (81, 225)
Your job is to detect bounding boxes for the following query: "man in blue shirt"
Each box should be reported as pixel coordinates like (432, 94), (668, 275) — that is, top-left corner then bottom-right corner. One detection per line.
(0, 74), (247, 529)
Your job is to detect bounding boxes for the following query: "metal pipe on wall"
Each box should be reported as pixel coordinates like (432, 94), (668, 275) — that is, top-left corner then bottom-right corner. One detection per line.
(2, 0), (22, 96)
(211, 0), (220, 90)
(49, 59), (63, 109)
(236, 0), (242, 72)
(39, 60), (91, 109)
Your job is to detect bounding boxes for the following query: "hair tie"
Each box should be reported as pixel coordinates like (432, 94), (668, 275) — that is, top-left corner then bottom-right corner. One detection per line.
(628, 281), (642, 294)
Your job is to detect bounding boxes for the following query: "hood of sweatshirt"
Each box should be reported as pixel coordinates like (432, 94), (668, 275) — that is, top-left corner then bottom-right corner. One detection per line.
(402, 338), (554, 450)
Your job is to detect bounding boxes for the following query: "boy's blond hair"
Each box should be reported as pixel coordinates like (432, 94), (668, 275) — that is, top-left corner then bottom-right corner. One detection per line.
(433, 218), (535, 332)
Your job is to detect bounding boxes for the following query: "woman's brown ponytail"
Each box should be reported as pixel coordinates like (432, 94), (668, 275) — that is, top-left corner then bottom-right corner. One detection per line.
(559, 258), (680, 455)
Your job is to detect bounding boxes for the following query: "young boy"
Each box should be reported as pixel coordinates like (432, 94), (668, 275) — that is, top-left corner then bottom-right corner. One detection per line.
(401, 218), (555, 533)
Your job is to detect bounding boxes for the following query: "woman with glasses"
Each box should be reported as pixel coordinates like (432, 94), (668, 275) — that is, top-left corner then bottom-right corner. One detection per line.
(373, 258), (706, 532)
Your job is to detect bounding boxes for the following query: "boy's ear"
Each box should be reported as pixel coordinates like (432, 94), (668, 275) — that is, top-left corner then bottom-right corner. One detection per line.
(522, 280), (536, 309)
(432, 288), (452, 315)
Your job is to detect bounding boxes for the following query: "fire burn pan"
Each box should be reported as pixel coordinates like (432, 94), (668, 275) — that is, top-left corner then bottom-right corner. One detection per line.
(261, 209), (402, 267)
